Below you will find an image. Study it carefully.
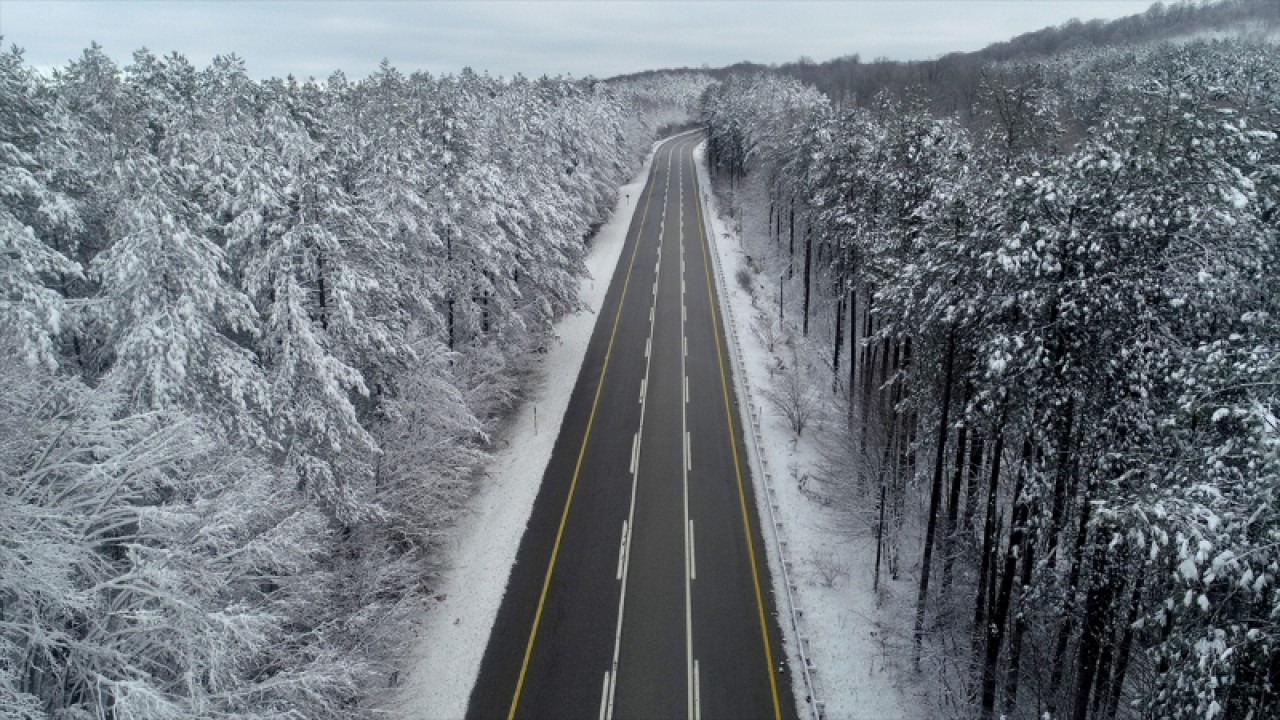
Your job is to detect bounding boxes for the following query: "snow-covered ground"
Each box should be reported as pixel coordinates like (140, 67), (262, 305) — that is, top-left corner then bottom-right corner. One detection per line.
(384, 147), (658, 719)
(387, 138), (925, 720)
(692, 144), (926, 720)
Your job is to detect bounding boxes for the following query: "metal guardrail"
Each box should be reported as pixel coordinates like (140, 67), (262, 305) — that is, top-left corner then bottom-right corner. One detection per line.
(695, 155), (822, 720)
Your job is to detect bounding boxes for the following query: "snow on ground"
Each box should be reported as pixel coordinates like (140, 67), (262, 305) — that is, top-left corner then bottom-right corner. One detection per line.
(384, 146), (659, 720)
(692, 144), (925, 720)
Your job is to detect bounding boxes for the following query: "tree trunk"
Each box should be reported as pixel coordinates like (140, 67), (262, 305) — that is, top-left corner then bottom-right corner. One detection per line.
(900, 338), (916, 484)
(803, 229), (813, 335)
(972, 421), (1005, 680)
(914, 329), (955, 665)
(940, 395), (968, 596)
(1050, 485), (1093, 717)
(963, 435), (985, 535)
(1072, 556), (1114, 720)
(832, 291), (844, 388)
(447, 299), (456, 351)
(1047, 396), (1076, 570)
(848, 287), (858, 427)
(1003, 444), (1038, 715)
(972, 425), (1003, 655)
(980, 437), (1032, 719)
(887, 340), (905, 580)
(874, 482), (886, 594)
(1104, 565), (1144, 719)
(788, 203), (795, 277)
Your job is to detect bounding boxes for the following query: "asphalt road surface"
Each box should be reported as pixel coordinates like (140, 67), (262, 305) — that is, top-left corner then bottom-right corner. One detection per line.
(467, 133), (795, 720)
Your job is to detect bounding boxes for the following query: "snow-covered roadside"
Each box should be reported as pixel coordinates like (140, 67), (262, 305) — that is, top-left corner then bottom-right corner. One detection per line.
(692, 144), (920, 720)
(383, 146), (660, 719)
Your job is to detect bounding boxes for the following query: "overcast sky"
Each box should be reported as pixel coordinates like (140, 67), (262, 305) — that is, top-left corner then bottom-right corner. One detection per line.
(1, 1), (1158, 80)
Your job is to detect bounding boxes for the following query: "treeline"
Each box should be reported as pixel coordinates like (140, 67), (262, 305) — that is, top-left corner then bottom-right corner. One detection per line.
(703, 37), (1278, 719)
(776, 0), (1280, 117)
(0, 41), (706, 717)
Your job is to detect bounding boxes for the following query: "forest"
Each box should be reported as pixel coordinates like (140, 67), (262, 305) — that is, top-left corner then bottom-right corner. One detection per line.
(701, 35), (1278, 720)
(0, 42), (707, 717)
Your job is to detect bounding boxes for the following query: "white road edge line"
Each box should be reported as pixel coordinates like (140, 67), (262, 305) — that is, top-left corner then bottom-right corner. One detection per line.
(694, 660), (702, 720)
(629, 432), (639, 475)
(616, 521), (628, 580)
(689, 519), (697, 580)
(599, 672), (610, 720)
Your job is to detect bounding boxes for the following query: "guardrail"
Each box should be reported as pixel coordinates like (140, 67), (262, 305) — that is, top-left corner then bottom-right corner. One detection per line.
(696, 155), (823, 720)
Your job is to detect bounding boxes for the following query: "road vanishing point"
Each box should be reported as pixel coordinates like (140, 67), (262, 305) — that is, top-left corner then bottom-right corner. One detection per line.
(468, 133), (796, 720)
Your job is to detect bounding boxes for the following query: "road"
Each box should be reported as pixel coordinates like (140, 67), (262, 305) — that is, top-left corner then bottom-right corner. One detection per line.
(467, 133), (795, 720)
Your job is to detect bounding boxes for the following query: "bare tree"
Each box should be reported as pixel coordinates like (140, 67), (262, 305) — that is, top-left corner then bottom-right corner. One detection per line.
(764, 350), (819, 437)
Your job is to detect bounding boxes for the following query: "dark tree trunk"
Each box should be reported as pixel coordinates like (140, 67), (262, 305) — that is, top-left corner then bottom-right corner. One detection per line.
(848, 287), (858, 426)
(915, 329), (956, 665)
(1104, 566), (1145, 719)
(1047, 396), (1076, 570)
(940, 393), (969, 596)
(859, 291), (876, 453)
(964, 435), (985, 535)
(316, 252), (329, 330)
(1073, 557), (1114, 720)
(803, 229), (813, 335)
(832, 291), (844, 388)
(973, 421), (1005, 684)
(1003, 448), (1038, 716)
(448, 299), (455, 351)
(446, 228), (455, 350)
(980, 437), (1034, 718)
(887, 340), (905, 580)
(900, 338), (916, 483)
(788, 203), (795, 277)
(874, 482), (886, 594)
(1050, 485), (1093, 717)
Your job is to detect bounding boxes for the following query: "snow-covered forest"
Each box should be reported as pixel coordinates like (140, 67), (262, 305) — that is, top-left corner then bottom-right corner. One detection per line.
(0, 40), (709, 717)
(701, 37), (1278, 719)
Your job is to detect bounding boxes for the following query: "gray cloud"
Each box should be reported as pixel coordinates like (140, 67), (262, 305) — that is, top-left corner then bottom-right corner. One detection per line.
(1, 1), (1157, 80)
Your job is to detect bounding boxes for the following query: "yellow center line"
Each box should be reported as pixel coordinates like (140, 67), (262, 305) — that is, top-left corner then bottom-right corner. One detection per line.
(689, 142), (784, 720)
(507, 143), (666, 720)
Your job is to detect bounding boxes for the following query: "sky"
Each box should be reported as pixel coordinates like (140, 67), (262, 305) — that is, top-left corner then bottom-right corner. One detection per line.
(1, 1), (1160, 80)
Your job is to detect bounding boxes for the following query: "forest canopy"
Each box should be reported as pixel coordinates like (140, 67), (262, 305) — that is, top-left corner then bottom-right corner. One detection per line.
(0, 42), (708, 717)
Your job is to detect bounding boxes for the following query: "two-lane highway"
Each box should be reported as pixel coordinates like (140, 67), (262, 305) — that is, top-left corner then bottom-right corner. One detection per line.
(467, 134), (794, 720)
